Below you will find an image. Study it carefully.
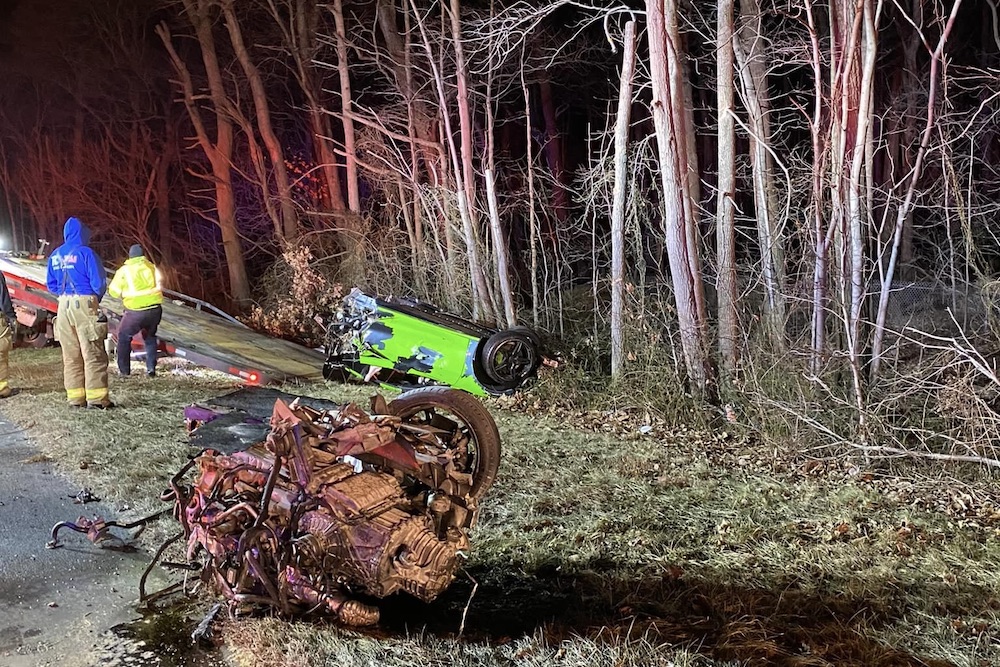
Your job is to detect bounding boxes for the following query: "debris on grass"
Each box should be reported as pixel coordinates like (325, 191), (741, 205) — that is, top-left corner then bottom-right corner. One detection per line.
(5, 348), (1000, 666)
(148, 389), (499, 627)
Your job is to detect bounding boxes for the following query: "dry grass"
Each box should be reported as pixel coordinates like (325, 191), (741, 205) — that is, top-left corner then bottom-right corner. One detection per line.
(3, 348), (238, 513)
(2, 347), (999, 666)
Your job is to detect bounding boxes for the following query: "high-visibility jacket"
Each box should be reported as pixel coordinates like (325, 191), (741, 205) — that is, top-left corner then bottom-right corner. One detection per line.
(108, 256), (162, 311)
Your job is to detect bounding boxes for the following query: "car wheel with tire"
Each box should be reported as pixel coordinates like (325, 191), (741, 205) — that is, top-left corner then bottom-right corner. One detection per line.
(479, 329), (540, 388)
(21, 327), (50, 348)
(388, 387), (501, 499)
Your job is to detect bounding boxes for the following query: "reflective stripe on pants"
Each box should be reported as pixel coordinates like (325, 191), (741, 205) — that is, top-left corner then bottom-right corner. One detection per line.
(55, 296), (109, 406)
(0, 317), (10, 392)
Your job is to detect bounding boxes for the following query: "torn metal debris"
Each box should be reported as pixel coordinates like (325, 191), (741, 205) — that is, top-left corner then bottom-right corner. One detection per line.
(47, 511), (167, 550)
(153, 387), (500, 626)
(69, 487), (100, 504)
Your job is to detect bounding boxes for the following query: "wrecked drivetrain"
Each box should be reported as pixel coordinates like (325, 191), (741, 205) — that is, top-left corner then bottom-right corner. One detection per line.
(160, 387), (501, 626)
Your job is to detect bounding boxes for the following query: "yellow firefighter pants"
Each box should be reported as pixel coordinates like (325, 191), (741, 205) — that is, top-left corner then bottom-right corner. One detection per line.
(0, 317), (11, 395)
(54, 295), (110, 406)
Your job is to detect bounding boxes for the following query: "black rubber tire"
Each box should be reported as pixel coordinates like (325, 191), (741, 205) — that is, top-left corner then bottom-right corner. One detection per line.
(507, 325), (542, 348)
(479, 329), (540, 387)
(388, 387), (501, 499)
(22, 328), (50, 348)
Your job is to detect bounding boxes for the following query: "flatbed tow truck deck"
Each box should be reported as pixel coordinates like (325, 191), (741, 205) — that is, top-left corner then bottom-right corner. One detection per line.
(0, 254), (325, 385)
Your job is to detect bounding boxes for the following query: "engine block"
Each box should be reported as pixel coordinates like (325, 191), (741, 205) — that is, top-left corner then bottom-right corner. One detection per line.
(167, 395), (485, 625)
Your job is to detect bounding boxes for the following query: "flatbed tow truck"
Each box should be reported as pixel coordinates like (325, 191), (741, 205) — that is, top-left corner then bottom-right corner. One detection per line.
(0, 254), (325, 385)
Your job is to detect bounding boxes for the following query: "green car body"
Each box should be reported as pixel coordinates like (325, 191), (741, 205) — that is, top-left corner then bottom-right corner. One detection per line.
(323, 289), (541, 396)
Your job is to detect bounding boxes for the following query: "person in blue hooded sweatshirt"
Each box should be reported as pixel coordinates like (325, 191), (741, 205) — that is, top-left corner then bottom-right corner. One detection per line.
(45, 217), (113, 409)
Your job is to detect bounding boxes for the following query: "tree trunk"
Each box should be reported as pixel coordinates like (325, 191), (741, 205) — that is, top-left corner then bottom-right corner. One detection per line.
(402, 0), (493, 317)
(375, 0), (446, 288)
(521, 66), (540, 328)
(846, 0), (878, 392)
(677, 60), (706, 321)
(237, 112), (283, 239)
(268, 0), (347, 214)
(827, 0), (865, 411)
(804, 0), (830, 374)
(485, 169), (516, 327)
(646, 0), (714, 396)
(736, 0), (785, 340)
(308, 107), (347, 213)
(331, 0), (361, 215)
(221, 0), (297, 242)
(157, 4), (250, 308)
(716, 0), (739, 375)
(447, 0), (495, 319)
(484, 61), (517, 327)
(610, 20), (637, 380)
(871, 0), (962, 378)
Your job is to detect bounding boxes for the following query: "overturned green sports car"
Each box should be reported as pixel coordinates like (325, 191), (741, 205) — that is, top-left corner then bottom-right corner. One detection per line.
(322, 288), (543, 396)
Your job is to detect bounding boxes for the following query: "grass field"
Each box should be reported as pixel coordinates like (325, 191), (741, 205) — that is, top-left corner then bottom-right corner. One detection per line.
(2, 347), (998, 666)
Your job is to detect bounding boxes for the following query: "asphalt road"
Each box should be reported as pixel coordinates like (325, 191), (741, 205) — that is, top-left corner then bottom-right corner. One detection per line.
(0, 412), (162, 667)
(0, 389), (318, 666)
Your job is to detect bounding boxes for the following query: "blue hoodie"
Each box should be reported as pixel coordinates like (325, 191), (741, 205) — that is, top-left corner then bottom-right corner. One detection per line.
(46, 217), (107, 299)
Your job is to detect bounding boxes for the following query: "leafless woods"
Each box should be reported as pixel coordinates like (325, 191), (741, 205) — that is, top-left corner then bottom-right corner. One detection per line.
(3, 0), (999, 454)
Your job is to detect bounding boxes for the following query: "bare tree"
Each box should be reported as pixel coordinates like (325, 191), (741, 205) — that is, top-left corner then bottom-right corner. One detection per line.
(374, 0), (444, 255)
(825, 0), (873, 414)
(331, 0), (361, 215)
(408, 0), (493, 319)
(716, 0), (738, 375)
(610, 19), (637, 379)
(804, 0), (831, 375)
(220, 0), (298, 242)
(870, 0), (964, 378)
(646, 0), (713, 396)
(734, 0), (785, 341)
(264, 0), (347, 214)
(484, 62), (517, 326)
(157, 1), (250, 308)
(448, 0), (496, 320)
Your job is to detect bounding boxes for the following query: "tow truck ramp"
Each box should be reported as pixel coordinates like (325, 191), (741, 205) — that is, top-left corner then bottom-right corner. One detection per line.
(0, 254), (325, 385)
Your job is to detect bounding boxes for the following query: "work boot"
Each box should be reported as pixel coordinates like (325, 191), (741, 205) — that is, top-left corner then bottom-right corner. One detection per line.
(0, 387), (11, 399)
(69, 401), (86, 409)
(146, 370), (155, 378)
(87, 401), (116, 410)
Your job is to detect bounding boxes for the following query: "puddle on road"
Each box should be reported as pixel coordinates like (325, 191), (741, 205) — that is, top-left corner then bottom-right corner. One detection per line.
(102, 603), (227, 667)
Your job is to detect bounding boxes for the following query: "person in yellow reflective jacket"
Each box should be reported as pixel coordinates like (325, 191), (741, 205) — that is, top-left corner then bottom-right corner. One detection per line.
(108, 244), (163, 377)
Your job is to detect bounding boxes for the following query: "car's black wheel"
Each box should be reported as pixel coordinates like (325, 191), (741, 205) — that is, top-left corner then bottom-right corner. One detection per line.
(21, 328), (50, 348)
(507, 325), (542, 348)
(388, 387), (501, 499)
(479, 329), (540, 387)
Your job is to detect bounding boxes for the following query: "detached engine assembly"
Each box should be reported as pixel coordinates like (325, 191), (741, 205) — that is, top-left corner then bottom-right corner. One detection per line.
(160, 387), (500, 626)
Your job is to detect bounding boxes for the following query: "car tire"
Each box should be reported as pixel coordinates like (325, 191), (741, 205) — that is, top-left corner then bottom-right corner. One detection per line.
(21, 327), (50, 348)
(507, 325), (542, 347)
(388, 387), (501, 499)
(479, 329), (540, 387)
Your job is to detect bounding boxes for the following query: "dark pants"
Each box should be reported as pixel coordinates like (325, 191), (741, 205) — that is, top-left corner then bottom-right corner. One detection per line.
(117, 305), (162, 375)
